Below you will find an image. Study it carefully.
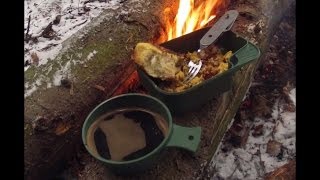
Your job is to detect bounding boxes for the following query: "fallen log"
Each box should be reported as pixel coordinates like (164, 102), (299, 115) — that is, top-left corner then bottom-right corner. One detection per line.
(24, 0), (294, 179)
(24, 0), (178, 179)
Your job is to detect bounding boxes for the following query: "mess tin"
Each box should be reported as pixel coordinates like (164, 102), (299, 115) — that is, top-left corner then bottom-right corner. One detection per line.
(82, 93), (201, 174)
(137, 27), (261, 114)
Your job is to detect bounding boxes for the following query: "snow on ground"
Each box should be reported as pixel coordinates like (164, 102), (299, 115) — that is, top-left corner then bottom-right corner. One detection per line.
(24, 0), (124, 98)
(24, 0), (150, 98)
(24, 0), (121, 71)
(210, 88), (296, 179)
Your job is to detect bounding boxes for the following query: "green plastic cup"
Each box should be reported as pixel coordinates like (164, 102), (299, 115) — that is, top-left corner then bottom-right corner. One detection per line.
(82, 93), (201, 174)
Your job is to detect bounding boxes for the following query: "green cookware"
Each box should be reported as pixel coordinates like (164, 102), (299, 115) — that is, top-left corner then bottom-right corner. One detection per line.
(137, 27), (261, 114)
(82, 93), (201, 174)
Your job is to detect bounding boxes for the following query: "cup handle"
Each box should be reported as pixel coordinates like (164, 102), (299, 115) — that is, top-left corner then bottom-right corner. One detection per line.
(166, 124), (201, 153)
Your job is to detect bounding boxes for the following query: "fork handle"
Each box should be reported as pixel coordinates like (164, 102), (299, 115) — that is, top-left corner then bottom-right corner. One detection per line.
(199, 10), (239, 50)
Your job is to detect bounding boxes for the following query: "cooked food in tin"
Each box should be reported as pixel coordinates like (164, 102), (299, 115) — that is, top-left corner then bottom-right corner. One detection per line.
(133, 42), (232, 92)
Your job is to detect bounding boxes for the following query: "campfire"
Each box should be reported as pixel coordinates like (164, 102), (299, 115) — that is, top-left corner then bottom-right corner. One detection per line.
(162, 0), (229, 42)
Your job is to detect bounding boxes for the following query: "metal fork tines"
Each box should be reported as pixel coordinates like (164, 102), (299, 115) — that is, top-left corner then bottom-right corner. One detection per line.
(183, 10), (238, 82)
(184, 60), (203, 82)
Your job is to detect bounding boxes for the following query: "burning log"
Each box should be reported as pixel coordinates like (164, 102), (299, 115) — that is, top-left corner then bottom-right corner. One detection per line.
(24, 0), (294, 179)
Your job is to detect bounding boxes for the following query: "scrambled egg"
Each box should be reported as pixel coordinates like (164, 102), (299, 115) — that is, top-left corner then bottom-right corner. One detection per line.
(160, 49), (233, 93)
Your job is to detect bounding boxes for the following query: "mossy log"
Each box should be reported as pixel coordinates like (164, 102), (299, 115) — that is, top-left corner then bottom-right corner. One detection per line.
(24, 0), (294, 179)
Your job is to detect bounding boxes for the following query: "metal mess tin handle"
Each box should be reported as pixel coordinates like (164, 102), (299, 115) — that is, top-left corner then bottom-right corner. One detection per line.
(199, 10), (239, 50)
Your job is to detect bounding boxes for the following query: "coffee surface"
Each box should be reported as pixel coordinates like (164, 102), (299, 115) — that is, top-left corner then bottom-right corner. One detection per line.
(86, 108), (169, 161)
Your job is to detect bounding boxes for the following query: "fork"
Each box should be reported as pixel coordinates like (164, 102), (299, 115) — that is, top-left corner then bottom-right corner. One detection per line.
(184, 10), (239, 82)
(184, 60), (203, 82)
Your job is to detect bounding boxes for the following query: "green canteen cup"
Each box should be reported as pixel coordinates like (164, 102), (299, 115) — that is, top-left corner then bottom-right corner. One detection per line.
(82, 93), (202, 174)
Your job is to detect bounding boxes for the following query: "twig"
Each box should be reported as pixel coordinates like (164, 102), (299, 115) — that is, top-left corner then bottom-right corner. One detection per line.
(258, 94), (273, 104)
(71, 19), (88, 29)
(125, 33), (133, 43)
(81, 77), (89, 83)
(25, 15), (31, 42)
(70, 81), (74, 95)
(227, 159), (240, 179)
(258, 145), (266, 176)
(78, 0), (80, 15)
(36, 102), (50, 111)
(39, 43), (59, 51)
(250, 82), (282, 88)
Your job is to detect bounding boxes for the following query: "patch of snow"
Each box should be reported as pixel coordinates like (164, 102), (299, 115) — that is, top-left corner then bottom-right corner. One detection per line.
(24, 0), (122, 70)
(25, 84), (38, 98)
(213, 152), (237, 179)
(289, 88), (296, 105)
(87, 50), (97, 61)
(77, 53), (82, 58)
(271, 99), (280, 120)
(210, 89), (296, 179)
(70, 49), (97, 66)
(261, 153), (287, 173)
(35, 78), (42, 86)
(24, 0), (147, 97)
(52, 61), (72, 86)
(47, 82), (52, 89)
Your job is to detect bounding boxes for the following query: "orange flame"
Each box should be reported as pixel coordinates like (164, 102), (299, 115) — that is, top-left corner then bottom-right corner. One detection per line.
(165, 0), (225, 41)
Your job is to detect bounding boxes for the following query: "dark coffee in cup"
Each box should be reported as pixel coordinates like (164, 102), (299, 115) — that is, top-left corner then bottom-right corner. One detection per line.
(86, 108), (169, 161)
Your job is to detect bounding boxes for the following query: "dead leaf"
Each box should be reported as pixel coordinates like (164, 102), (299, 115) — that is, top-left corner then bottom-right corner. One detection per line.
(252, 124), (264, 137)
(227, 123), (250, 148)
(283, 81), (295, 105)
(240, 127), (250, 148)
(251, 96), (272, 118)
(32, 116), (50, 131)
(55, 121), (71, 135)
(31, 52), (39, 65)
(53, 15), (62, 25)
(283, 103), (296, 112)
(266, 140), (282, 156)
(93, 85), (106, 93)
(41, 22), (56, 39)
(83, 6), (90, 12)
(283, 81), (293, 96)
